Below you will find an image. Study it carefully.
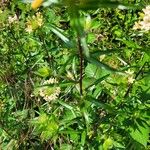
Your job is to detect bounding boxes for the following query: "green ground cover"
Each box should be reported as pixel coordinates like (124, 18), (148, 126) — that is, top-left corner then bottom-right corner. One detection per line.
(0, 0), (150, 149)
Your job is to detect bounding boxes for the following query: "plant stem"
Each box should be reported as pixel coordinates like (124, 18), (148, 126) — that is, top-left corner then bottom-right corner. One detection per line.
(77, 35), (83, 95)
(39, 35), (53, 69)
(9, 27), (26, 58)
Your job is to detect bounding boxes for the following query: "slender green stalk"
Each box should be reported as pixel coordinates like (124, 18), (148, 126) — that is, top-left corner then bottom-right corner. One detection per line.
(77, 35), (83, 95)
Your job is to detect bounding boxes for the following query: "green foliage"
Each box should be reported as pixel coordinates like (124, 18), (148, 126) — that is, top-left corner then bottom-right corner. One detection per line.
(130, 123), (149, 148)
(0, 0), (150, 149)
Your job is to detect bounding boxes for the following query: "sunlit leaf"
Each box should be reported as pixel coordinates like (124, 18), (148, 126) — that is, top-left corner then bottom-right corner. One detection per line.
(130, 123), (149, 148)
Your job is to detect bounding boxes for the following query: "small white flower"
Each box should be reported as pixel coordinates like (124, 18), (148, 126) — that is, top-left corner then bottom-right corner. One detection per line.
(125, 69), (135, 84)
(128, 76), (135, 84)
(37, 78), (61, 102)
(8, 14), (18, 24)
(133, 21), (141, 30)
(67, 71), (75, 80)
(142, 5), (150, 15)
(143, 15), (150, 22)
(25, 25), (33, 33)
(118, 5), (127, 10)
(133, 5), (150, 31)
(39, 86), (61, 102)
(39, 89), (45, 97)
(25, 12), (43, 33)
(43, 78), (58, 85)
(125, 69), (134, 75)
(99, 54), (106, 61)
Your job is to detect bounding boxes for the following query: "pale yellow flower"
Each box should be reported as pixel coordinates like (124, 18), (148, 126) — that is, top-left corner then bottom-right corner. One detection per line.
(125, 69), (135, 84)
(25, 12), (43, 33)
(35, 12), (43, 26)
(38, 78), (61, 102)
(140, 14), (150, 31)
(133, 5), (150, 31)
(125, 69), (134, 75)
(140, 21), (150, 31)
(133, 21), (141, 30)
(99, 54), (106, 61)
(39, 87), (61, 102)
(128, 76), (135, 84)
(43, 78), (58, 84)
(142, 5), (150, 15)
(25, 24), (33, 33)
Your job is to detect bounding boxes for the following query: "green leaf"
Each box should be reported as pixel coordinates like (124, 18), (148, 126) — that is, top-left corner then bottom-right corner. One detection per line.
(13, 109), (28, 120)
(70, 132), (79, 142)
(91, 49), (122, 57)
(57, 100), (74, 110)
(86, 57), (121, 74)
(35, 67), (51, 77)
(81, 131), (86, 147)
(130, 123), (149, 148)
(5, 139), (18, 150)
(103, 138), (113, 150)
(62, 110), (77, 122)
(63, 0), (138, 10)
(119, 39), (141, 49)
(113, 141), (125, 149)
(50, 25), (74, 48)
(41, 120), (59, 140)
(85, 63), (110, 79)
(60, 144), (72, 150)
(86, 96), (115, 114)
(80, 36), (90, 58)
(87, 33), (96, 44)
(85, 74), (110, 91)
(85, 63), (100, 78)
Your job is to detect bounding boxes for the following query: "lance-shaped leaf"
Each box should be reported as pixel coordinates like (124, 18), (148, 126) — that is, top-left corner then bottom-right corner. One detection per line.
(50, 25), (74, 48)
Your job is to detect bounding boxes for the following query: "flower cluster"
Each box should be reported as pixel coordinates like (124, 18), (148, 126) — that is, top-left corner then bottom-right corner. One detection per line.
(38, 78), (61, 102)
(39, 87), (61, 102)
(43, 78), (58, 84)
(8, 14), (18, 24)
(25, 12), (43, 33)
(133, 5), (150, 31)
(125, 69), (135, 84)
